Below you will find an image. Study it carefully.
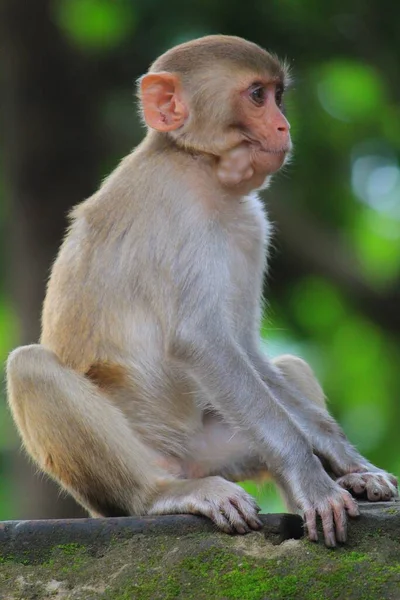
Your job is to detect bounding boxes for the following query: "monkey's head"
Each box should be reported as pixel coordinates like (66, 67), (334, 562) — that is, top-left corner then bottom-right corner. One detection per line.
(138, 35), (292, 182)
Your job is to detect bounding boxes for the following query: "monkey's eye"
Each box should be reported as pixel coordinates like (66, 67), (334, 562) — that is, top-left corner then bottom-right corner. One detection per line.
(249, 85), (266, 106)
(275, 85), (284, 108)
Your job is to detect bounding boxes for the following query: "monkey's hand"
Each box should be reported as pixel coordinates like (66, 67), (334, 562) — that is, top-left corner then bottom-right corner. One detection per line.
(148, 476), (262, 534)
(217, 144), (254, 186)
(336, 470), (398, 502)
(290, 457), (360, 547)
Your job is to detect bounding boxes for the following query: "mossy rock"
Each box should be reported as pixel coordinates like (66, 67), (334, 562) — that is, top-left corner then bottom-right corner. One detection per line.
(0, 502), (399, 599)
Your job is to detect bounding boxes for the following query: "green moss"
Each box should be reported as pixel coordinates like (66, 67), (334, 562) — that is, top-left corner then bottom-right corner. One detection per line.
(1, 520), (400, 599)
(108, 543), (400, 600)
(339, 551), (368, 562)
(385, 507), (399, 515)
(0, 542), (87, 567)
(56, 542), (86, 555)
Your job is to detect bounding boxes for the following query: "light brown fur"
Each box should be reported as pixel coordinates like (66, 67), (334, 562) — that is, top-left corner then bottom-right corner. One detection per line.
(7, 35), (397, 545)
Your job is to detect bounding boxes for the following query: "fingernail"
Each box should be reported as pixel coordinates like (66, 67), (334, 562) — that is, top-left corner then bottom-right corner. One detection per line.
(337, 531), (347, 543)
(327, 535), (336, 548)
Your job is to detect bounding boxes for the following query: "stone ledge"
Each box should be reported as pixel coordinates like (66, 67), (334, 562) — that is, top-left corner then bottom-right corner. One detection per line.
(0, 512), (304, 563)
(0, 502), (399, 599)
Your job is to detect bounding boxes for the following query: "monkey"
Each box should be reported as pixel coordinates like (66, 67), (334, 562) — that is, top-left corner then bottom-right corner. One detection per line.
(6, 35), (397, 548)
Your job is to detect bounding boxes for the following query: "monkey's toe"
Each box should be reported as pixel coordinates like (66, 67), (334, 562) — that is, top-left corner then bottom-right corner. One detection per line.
(337, 471), (398, 502)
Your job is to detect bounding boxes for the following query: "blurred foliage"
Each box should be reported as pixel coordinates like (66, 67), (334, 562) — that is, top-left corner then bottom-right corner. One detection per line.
(0, 0), (399, 518)
(53, 0), (136, 50)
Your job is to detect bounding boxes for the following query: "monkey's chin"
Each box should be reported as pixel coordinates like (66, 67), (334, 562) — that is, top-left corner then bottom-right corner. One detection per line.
(255, 150), (287, 175)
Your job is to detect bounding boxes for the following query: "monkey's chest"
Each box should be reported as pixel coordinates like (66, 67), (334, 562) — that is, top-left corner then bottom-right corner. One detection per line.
(223, 202), (270, 327)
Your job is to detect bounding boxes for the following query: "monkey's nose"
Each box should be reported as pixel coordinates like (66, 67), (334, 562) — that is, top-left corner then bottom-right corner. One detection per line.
(277, 121), (290, 133)
(276, 112), (291, 133)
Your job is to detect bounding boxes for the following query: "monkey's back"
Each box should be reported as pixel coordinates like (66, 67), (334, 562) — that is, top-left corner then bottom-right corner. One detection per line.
(40, 141), (204, 373)
(40, 149), (155, 372)
(41, 205), (118, 372)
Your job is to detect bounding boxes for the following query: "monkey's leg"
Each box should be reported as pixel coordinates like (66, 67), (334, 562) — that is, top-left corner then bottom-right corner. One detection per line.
(271, 355), (398, 502)
(7, 344), (261, 531)
(6, 344), (169, 517)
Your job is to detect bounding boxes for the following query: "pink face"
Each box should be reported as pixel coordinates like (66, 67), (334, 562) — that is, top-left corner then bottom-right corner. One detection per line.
(236, 77), (291, 175)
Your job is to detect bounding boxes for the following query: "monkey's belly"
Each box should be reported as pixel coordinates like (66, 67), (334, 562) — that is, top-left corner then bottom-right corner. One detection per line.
(156, 412), (254, 479)
(154, 415), (272, 482)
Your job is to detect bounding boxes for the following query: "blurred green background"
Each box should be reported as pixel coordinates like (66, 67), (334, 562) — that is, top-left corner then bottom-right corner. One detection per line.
(0, 0), (399, 520)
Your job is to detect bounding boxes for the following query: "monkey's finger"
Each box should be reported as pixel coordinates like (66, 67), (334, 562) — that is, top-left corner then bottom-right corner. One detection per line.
(337, 474), (365, 496)
(365, 479), (385, 502)
(353, 481), (366, 495)
(238, 495), (263, 516)
(223, 500), (251, 531)
(246, 516), (263, 531)
(381, 489), (393, 501)
(320, 508), (336, 548)
(229, 491), (258, 510)
(342, 492), (360, 518)
(378, 475), (398, 498)
(229, 497), (263, 530)
(388, 480), (398, 497)
(242, 496), (262, 513)
(240, 511), (263, 531)
(367, 487), (381, 501)
(332, 503), (347, 544)
(304, 509), (318, 543)
(375, 476), (398, 500)
(202, 502), (235, 534)
(221, 501), (252, 534)
(350, 474), (366, 495)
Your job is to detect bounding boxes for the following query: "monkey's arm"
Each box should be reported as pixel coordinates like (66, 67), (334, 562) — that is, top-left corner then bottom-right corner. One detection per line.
(172, 324), (359, 547)
(248, 349), (398, 500)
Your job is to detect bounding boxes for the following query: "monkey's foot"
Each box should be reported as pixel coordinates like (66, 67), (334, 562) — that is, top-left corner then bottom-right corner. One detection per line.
(149, 476), (262, 534)
(337, 471), (398, 502)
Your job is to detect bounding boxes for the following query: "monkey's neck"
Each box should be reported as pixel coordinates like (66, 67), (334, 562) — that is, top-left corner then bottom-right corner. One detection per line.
(144, 130), (218, 175)
(145, 129), (218, 162)
(142, 131), (266, 197)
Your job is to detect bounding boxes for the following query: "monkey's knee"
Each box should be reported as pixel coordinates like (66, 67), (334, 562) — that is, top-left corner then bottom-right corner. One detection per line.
(273, 354), (326, 408)
(7, 343), (57, 376)
(7, 344), (59, 399)
(6, 344), (65, 450)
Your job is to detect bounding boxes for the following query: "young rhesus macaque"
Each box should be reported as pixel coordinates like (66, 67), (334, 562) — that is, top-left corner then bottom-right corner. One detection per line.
(7, 35), (397, 547)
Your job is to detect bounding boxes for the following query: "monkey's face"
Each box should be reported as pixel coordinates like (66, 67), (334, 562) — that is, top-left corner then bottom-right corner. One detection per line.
(180, 67), (292, 175)
(213, 72), (292, 181)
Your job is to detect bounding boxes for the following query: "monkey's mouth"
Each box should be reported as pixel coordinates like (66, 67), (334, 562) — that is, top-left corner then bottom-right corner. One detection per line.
(253, 144), (291, 159)
(242, 132), (291, 155)
(252, 145), (291, 175)
(260, 148), (289, 155)
(257, 142), (292, 155)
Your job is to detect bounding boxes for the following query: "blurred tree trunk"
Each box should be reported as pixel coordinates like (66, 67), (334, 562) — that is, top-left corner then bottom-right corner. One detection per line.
(0, 0), (101, 518)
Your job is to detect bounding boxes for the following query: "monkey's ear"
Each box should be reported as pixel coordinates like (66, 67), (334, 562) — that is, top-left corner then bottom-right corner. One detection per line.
(140, 73), (188, 132)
